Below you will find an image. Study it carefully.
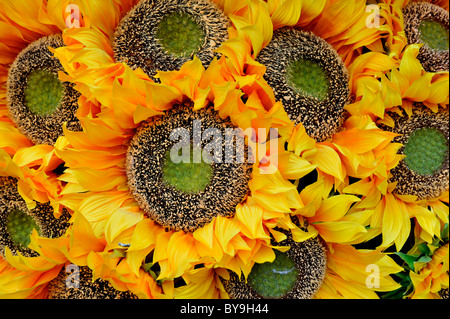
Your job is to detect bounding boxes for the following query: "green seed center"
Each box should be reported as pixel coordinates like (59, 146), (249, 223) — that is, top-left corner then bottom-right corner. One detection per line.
(403, 127), (448, 176)
(418, 20), (449, 51)
(155, 11), (206, 58)
(286, 58), (329, 100)
(162, 145), (213, 194)
(247, 250), (299, 298)
(24, 69), (64, 116)
(6, 209), (41, 249)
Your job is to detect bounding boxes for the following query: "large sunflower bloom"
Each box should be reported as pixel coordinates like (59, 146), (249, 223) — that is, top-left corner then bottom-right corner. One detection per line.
(214, 175), (402, 299)
(0, 0), (140, 213)
(339, 1), (449, 252)
(51, 7), (316, 293)
(0, 211), (160, 299)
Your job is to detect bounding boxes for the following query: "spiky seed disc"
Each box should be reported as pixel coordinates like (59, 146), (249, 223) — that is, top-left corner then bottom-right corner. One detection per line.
(257, 27), (349, 142)
(247, 249), (300, 298)
(5, 208), (41, 250)
(6, 34), (82, 145)
(47, 266), (137, 299)
(113, 0), (230, 78)
(222, 228), (327, 299)
(381, 104), (449, 200)
(126, 103), (253, 233)
(162, 145), (214, 193)
(0, 177), (71, 257)
(439, 288), (449, 299)
(403, 2), (449, 72)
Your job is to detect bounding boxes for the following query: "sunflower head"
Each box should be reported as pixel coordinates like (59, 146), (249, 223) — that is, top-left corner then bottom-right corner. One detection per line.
(403, 2), (449, 72)
(113, 0), (230, 78)
(47, 265), (138, 299)
(257, 27), (349, 142)
(0, 176), (71, 257)
(382, 104), (449, 200)
(6, 34), (82, 145)
(222, 226), (327, 299)
(126, 102), (253, 233)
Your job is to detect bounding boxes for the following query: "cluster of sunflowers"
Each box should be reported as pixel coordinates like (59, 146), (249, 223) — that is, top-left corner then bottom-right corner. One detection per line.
(0, 0), (448, 300)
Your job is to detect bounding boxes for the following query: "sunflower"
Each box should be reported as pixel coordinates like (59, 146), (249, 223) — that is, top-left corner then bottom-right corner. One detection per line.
(403, 1), (449, 72)
(0, 0), (144, 214)
(49, 6), (318, 294)
(113, 0), (231, 78)
(382, 224), (449, 299)
(218, 178), (403, 299)
(0, 211), (159, 299)
(409, 241), (449, 299)
(340, 1), (449, 252)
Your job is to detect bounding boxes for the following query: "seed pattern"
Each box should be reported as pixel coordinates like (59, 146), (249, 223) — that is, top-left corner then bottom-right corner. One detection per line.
(126, 103), (253, 233)
(403, 2), (449, 72)
(6, 34), (82, 145)
(47, 266), (137, 299)
(247, 249), (300, 298)
(24, 69), (65, 117)
(113, 0), (230, 78)
(5, 208), (41, 250)
(222, 225), (327, 299)
(0, 177), (71, 257)
(381, 104), (449, 200)
(403, 127), (448, 176)
(257, 27), (349, 142)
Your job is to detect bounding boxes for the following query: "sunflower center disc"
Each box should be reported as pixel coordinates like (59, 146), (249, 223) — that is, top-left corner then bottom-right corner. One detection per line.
(248, 250), (299, 298)
(126, 105), (252, 233)
(404, 127), (448, 176)
(286, 58), (329, 100)
(155, 11), (206, 57)
(6, 209), (41, 249)
(24, 69), (65, 116)
(419, 20), (449, 51)
(162, 145), (214, 193)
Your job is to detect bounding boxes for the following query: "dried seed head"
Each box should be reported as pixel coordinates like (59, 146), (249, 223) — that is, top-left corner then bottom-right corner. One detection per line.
(113, 0), (230, 78)
(6, 34), (82, 145)
(381, 104), (449, 200)
(47, 266), (137, 299)
(0, 177), (71, 257)
(126, 103), (253, 233)
(403, 2), (449, 72)
(439, 288), (449, 299)
(257, 27), (349, 142)
(222, 227), (327, 299)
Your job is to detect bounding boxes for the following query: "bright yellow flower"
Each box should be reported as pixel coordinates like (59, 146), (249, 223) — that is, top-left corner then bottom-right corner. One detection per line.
(51, 12), (316, 290)
(410, 242), (449, 299)
(0, 211), (155, 298)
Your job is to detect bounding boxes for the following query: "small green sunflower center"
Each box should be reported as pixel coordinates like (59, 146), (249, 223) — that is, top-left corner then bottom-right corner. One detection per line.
(418, 20), (449, 51)
(286, 58), (329, 100)
(162, 145), (213, 194)
(24, 69), (64, 116)
(247, 250), (299, 298)
(403, 127), (448, 176)
(155, 11), (206, 57)
(6, 209), (41, 249)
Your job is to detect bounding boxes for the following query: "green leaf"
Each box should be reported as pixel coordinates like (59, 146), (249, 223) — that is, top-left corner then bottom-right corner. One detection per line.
(441, 223), (449, 241)
(416, 255), (432, 263)
(395, 252), (419, 270)
(417, 242), (431, 256)
(380, 272), (413, 299)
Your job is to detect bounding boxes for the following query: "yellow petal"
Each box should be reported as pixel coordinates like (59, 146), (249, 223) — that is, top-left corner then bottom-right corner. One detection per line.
(310, 195), (360, 223)
(313, 144), (346, 182)
(313, 221), (367, 244)
(268, 0), (301, 29)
